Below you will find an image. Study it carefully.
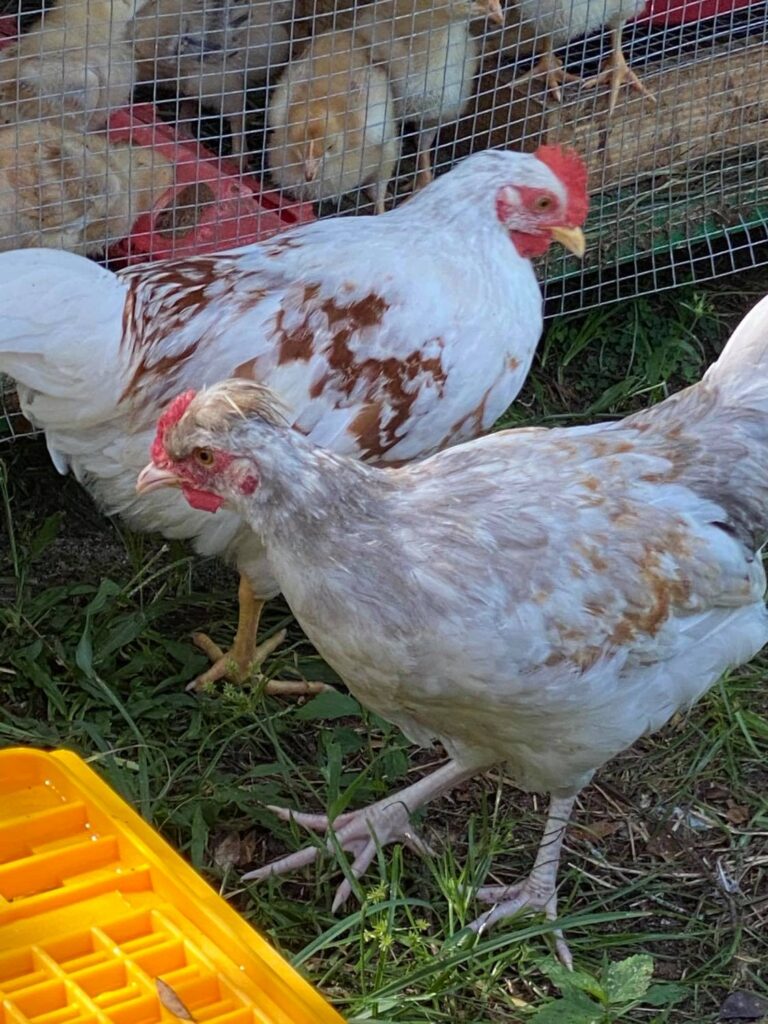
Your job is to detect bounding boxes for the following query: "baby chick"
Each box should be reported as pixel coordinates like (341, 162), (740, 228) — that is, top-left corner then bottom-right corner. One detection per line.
(0, 118), (172, 254)
(355, 0), (504, 189)
(131, 0), (292, 165)
(0, 0), (137, 131)
(514, 0), (653, 114)
(266, 28), (399, 213)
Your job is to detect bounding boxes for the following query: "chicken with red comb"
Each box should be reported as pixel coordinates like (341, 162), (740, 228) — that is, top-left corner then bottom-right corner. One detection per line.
(137, 293), (768, 964)
(533, 145), (590, 225)
(0, 145), (587, 695)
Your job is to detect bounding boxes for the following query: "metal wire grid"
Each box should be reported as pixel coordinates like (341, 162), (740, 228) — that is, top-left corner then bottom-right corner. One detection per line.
(0, 0), (766, 440)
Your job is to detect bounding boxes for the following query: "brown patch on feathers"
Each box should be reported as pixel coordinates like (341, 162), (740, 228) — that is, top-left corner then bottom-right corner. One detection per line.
(575, 541), (608, 572)
(444, 384), (495, 447)
(275, 284), (321, 364)
(343, 349), (448, 458)
(118, 261), (266, 402)
(607, 527), (693, 646)
(123, 342), (201, 405)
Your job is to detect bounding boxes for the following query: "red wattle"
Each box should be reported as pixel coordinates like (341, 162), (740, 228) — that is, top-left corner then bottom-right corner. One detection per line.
(509, 230), (553, 258)
(182, 485), (225, 513)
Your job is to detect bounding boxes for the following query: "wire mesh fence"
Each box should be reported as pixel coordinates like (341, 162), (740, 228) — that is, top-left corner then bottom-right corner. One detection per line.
(0, 0), (766, 440)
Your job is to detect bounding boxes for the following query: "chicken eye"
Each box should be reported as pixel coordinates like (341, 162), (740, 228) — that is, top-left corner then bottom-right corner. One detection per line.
(194, 447), (215, 467)
(535, 195), (554, 211)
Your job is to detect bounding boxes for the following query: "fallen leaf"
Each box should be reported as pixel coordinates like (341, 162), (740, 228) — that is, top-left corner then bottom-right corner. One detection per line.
(701, 782), (731, 802)
(719, 990), (768, 1021)
(645, 833), (682, 861)
(156, 979), (196, 1021)
(212, 831), (258, 869)
(724, 801), (750, 826)
(573, 819), (624, 841)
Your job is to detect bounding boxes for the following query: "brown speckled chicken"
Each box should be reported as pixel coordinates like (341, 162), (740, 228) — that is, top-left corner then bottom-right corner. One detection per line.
(0, 146), (587, 695)
(139, 293), (768, 963)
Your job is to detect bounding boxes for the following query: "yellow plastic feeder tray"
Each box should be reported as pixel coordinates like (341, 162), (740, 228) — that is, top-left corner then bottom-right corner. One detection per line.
(0, 748), (345, 1024)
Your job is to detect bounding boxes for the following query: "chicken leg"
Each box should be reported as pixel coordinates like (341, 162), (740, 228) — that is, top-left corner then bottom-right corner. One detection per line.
(469, 793), (576, 968)
(189, 574), (330, 697)
(414, 127), (438, 191)
(512, 36), (582, 103)
(242, 759), (477, 909)
(582, 22), (655, 116)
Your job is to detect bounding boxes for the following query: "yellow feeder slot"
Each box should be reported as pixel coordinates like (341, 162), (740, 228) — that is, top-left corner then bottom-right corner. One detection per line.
(0, 748), (345, 1024)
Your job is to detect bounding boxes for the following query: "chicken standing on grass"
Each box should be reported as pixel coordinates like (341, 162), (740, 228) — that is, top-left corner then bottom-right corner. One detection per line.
(138, 294), (768, 964)
(0, 145), (587, 695)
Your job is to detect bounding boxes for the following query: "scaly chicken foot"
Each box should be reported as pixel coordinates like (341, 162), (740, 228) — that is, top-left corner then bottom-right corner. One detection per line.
(469, 794), (576, 968)
(513, 42), (582, 103)
(243, 760), (477, 910)
(581, 25), (655, 116)
(189, 574), (330, 697)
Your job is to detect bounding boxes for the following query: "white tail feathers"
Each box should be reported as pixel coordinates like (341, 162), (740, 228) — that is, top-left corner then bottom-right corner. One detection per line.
(0, 248), (127, 411)
(704, 293), (768, 411)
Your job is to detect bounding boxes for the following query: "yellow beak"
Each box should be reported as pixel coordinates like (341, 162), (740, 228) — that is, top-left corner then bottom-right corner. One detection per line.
(550, 225), (586, 258)
(136, 462), (180, 495)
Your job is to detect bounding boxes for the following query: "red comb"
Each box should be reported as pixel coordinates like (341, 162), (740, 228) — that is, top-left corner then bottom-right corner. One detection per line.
(533, 145), (589, 227)
(151, 390), (197, 464)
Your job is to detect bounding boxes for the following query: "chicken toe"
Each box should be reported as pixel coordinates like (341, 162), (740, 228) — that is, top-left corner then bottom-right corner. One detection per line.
(189, 574), (330, 697)
(469, 794), (575, 967)
(190, 624), (287, 689)
(243, 760), (476, 909)
(582, 24), (655, 116)
(512, 40), (581, 104)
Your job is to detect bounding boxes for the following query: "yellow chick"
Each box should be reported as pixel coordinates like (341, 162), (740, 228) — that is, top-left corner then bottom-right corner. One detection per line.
(266, 28), (400, 213)
(355, 0), (504, 188)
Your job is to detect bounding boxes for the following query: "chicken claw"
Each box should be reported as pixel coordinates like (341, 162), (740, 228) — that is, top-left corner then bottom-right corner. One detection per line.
(189, 574), (331, 697)
(191, 627), (286, 684)
(513, 44), (582, 104)
(470, 876), (572, 969)
(469, 794), (576, 968)
(581, 26), (656, 116)
(243, 760), (475, 910)
(247, 798), (433, 910)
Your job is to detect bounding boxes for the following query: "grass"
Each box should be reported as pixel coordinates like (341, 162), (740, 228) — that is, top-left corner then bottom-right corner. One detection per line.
(2, 274), (768, 1023)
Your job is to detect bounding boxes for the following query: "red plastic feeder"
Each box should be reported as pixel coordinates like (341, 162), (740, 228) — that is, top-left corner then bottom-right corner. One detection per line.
(107, 104), (315, 265)
(0, 14), (17, 44)
(637, 0), (754, 24)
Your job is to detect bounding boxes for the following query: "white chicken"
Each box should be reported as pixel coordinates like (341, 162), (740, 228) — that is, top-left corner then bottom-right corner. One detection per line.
(515, 0), (653, 113)
(137, 293), (768, 963)
(0, 145), (587, 694)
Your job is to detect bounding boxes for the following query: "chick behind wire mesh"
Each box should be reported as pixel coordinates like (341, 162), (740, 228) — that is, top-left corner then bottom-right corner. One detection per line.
(354, 0), (504, 188)
(0, 0), (138, 130)
(131, 0), (292, 165)
(0, 118), (172, 254)
(266, 28), (399, 214)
